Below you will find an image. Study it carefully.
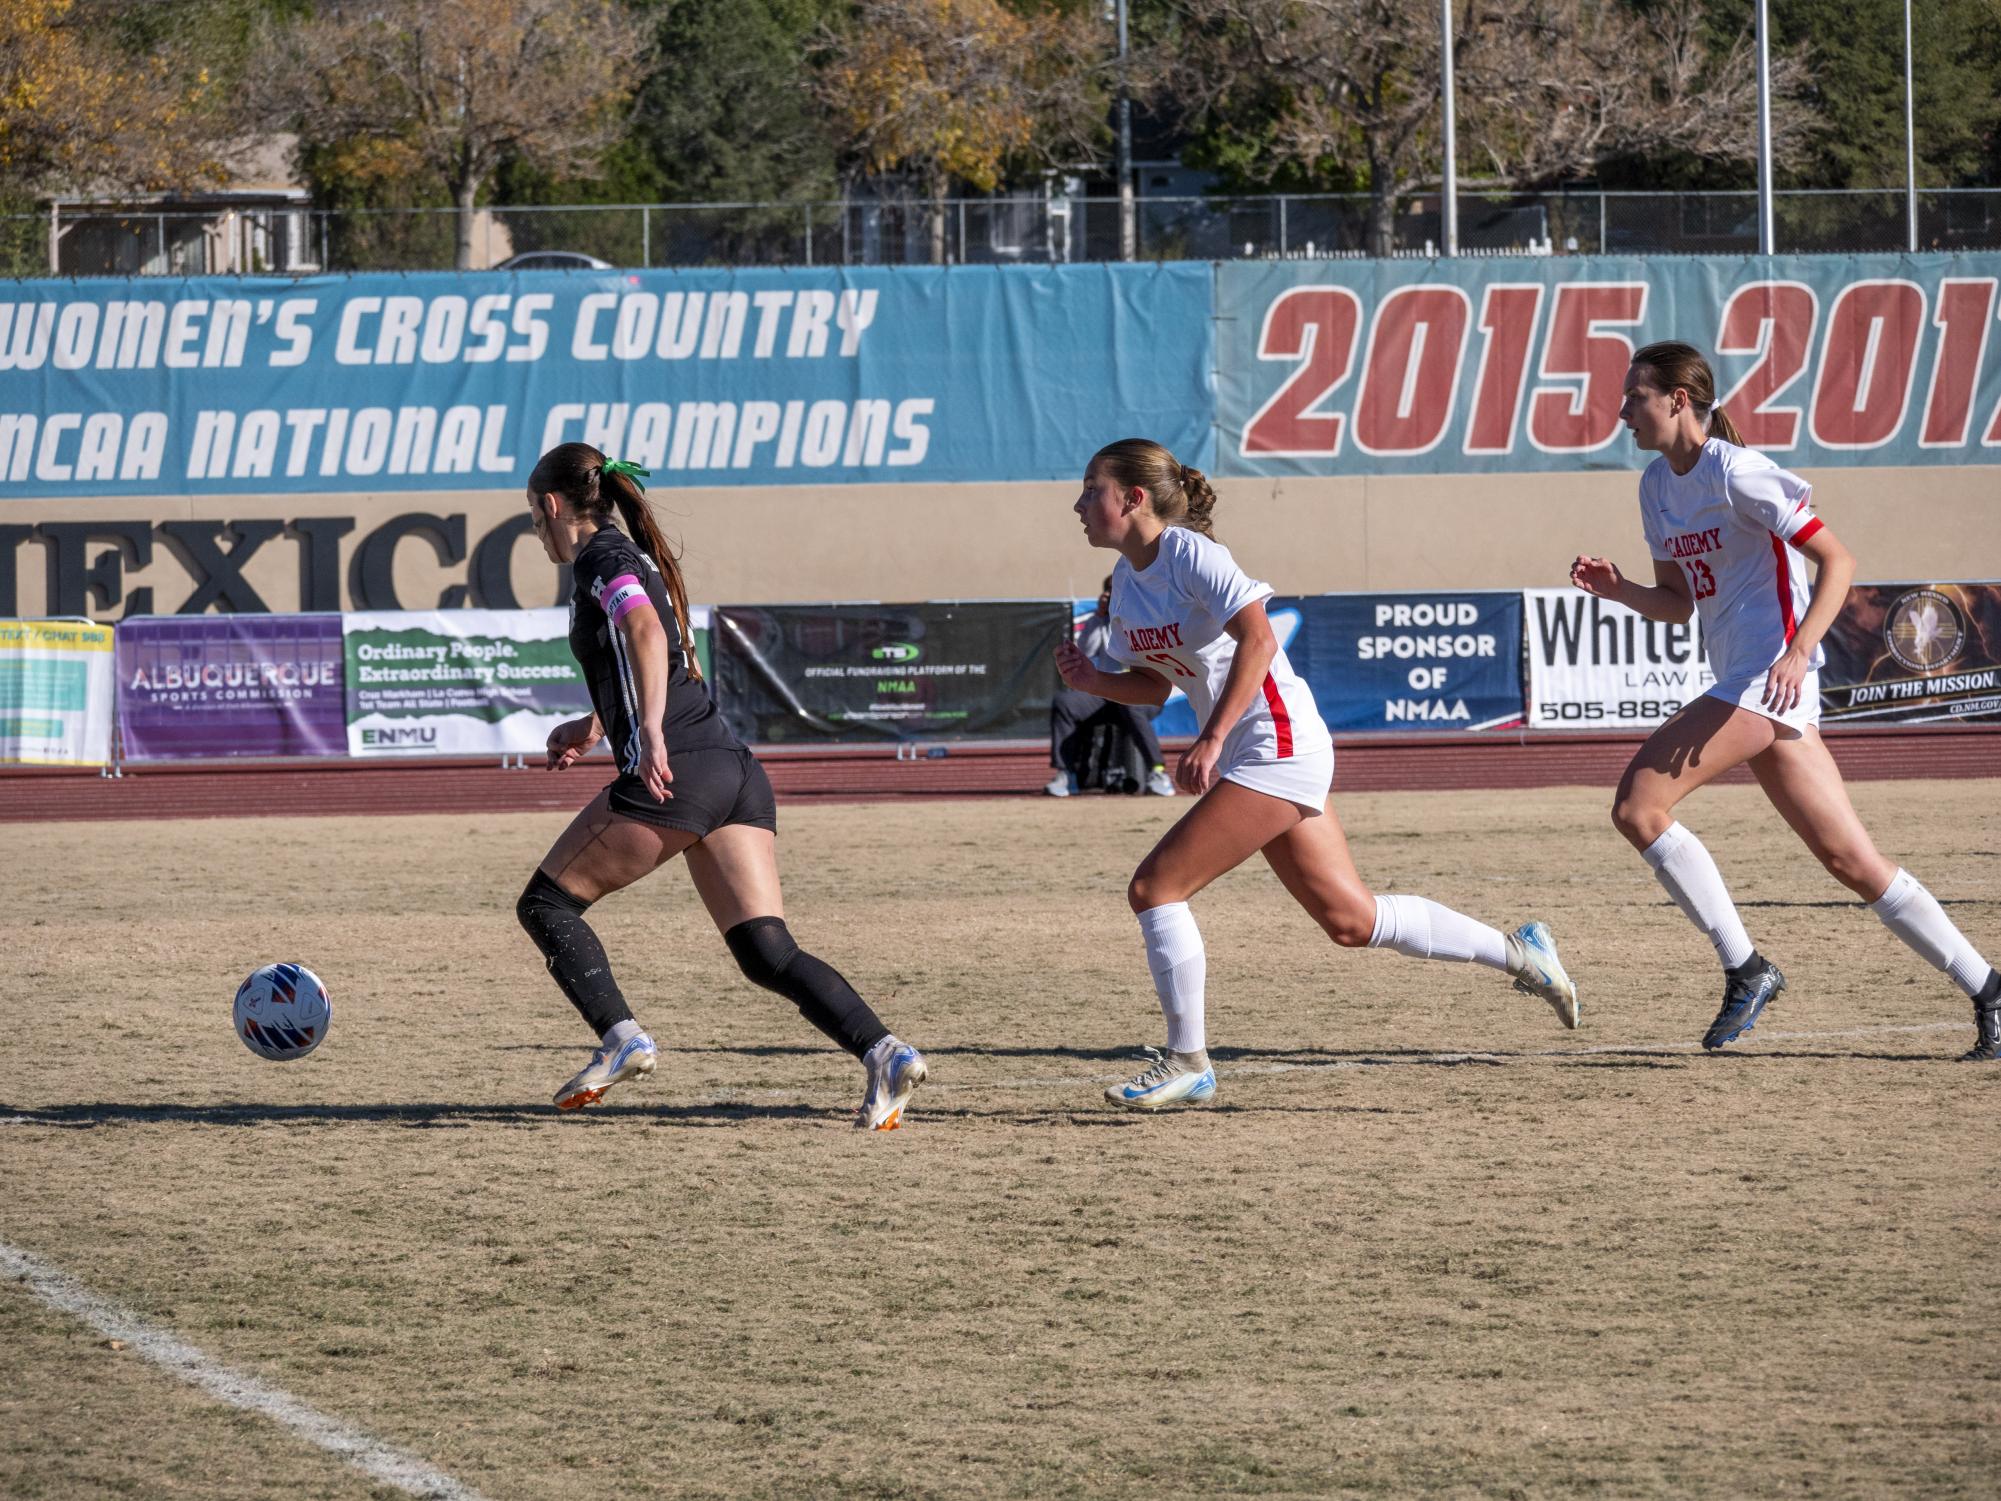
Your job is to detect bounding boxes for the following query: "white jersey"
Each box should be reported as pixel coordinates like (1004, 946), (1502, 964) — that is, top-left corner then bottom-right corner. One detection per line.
(1106, 526), (1330, 764)
(1639, 439), (1826, 687)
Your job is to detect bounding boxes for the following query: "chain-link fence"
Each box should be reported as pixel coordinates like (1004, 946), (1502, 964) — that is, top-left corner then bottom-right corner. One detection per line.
(9, 189), (2001, 275)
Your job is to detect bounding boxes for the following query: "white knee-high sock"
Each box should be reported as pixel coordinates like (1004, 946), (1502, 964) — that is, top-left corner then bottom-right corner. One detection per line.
(1870, 868), (1996, 998)
(1368, 894), (1509, 971)
(1137, 902), (1206, 1053)
(1641, 822), (1755, 970)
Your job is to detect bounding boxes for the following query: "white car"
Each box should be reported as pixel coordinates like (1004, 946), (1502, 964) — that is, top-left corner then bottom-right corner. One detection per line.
(493, 251), (613, 271)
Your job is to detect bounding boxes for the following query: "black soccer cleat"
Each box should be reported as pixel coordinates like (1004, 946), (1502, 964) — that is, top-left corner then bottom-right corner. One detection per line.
(1958, 971), (2000, 1063)
(1702, 954), (1786, 1052)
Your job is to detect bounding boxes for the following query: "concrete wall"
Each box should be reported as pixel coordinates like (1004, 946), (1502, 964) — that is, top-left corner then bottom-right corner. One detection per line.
(4, 465), (1994, 619)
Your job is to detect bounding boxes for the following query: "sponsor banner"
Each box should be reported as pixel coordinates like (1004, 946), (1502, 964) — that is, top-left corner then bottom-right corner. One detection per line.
(116, 614), (347, 760)
(1524, 587), (1713, 730)
(1820, 582), (2001, 723)
(0, 264), (1212, 498)
(342, 608), (591, 755)
(0, 618), (114, 765)
(712, 600), (1068, 743)
(1279, 592), (1524, 733)
(1218, 253), (2001, 476)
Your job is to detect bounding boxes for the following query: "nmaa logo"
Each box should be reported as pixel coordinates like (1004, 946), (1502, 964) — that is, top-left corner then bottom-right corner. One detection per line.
(360, 727), (438, 746)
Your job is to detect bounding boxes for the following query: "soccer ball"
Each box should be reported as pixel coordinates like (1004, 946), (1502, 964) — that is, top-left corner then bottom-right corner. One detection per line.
(233, 963), (331, 1062)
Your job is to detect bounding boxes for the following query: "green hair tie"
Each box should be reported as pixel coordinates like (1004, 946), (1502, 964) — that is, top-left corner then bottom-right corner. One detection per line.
(601, 458), (650, 491)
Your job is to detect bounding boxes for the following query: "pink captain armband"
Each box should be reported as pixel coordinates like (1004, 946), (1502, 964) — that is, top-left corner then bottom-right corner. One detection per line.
(596, 574), (653, 623)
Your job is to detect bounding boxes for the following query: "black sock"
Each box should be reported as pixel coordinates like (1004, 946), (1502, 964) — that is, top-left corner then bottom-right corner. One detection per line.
(1725, 952), (1764, 982)
(723, 917), (891, 1058)
(516, 869), (632, 1039)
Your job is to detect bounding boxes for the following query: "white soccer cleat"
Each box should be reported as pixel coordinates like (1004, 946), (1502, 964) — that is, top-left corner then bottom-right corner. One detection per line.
(1045, 771), (1078, 797)
(1104, 1046), (1218, 1110)
(1144, 768), (1176, 797)
(552, 1031), (658, 1110)
(1507, 921), (1580, 1029)
(857, 1037), (927, 1131)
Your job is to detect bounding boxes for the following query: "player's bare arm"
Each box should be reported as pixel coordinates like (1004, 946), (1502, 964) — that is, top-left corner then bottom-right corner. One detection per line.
(1570, 554), (1694, 624)
(616, 603), (674, 802)
(1764, 524), (1856, 713)
(1054, 640), (1172, 706)
(1179, 600), (1277, 796)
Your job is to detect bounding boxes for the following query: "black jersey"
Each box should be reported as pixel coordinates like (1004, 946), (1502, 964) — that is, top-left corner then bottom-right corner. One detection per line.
(568, 525), (738, 768)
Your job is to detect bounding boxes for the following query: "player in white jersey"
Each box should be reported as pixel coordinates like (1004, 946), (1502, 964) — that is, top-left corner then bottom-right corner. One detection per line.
(1058, 438), (1581, 1110)
(1572, 342), (1998, 1060)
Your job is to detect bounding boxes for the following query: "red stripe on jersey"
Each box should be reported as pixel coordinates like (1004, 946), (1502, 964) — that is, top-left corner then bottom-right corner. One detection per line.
(1793, 517), (1823, 546)
(1769, 533), (1799, 644)
(1260, 673), (1294, 758)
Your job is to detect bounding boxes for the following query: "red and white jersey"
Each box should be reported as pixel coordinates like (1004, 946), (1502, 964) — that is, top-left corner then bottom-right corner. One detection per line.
(1106, 526), (1330, 763)
(1639, 439), (1826, 685)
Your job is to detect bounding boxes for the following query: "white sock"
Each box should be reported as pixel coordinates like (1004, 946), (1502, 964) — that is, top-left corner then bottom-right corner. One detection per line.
(1641, 822), (1756, 971)
(1368, 894), (1509, 971)
(1137, 902), (1206, 1053)
(1870, 868), (1996, 998)
(603, 1018), (642, 1049)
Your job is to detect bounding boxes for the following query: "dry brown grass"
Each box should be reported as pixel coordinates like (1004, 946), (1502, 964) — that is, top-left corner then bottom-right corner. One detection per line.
(2, 780), (1997, 1500)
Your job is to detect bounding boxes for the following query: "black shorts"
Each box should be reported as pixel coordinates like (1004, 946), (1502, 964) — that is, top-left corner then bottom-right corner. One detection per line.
(605, 746), (777, 837)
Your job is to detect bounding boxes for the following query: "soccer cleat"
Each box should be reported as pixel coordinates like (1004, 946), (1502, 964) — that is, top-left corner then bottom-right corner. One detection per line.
(552, 1031), (657, 1110)
(856, 1037), (927, 1130)
(1145, 767), (1176, 797)
(1958, 971), (2000, 1063)
(1701, 956), (1786, 1052)
(1104, 1046), (1218, 1110)
(1506, 921), (1580, 1029)
(1045, 771), (1078, 798)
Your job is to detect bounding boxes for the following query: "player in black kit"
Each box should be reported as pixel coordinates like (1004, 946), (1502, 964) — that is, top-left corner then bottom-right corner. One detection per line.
(516, 442), (927, 1127)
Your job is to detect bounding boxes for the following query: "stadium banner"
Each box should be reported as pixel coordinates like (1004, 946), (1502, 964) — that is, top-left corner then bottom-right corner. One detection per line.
(0, 618), (114, 765)
(1216, 252), (2001, 476)
(1523, 587), (1713, 730)
(712, 600), (1068, 743)
(0, 264), (1212, 499)
(1820, 582), (2001, 724)
(341, 608), (592, 756)
(116, 614), (347, 760)
(1278, 591), (1524, 733)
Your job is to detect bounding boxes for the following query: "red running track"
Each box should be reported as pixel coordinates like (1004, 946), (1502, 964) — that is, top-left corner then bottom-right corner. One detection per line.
(1, 727), (1993, 822)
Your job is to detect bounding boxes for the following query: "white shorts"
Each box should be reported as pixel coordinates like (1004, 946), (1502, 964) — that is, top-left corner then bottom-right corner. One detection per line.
(1220, 745), (1335, 815)
(1705, 669), (1821, 738)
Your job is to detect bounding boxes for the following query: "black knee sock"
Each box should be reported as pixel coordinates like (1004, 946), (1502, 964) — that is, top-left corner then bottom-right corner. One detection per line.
(516, 869), (632, 1039)
(723, 917), (890, 1058)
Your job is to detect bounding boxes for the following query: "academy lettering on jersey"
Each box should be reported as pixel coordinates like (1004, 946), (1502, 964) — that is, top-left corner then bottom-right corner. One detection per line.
(1124, 623), (1185, 652)
(1667, 528), (1724, 559)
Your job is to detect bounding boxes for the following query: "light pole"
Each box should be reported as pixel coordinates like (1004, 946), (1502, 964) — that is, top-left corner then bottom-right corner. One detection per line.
(1904, 0), (1918, 252)
(1440, 0), (1457, 257)
(1755, 0), (1774, 256)
(1114, 0), (1135, 261)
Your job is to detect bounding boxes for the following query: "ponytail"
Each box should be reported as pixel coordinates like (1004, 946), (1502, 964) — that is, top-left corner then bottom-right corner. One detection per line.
(600, 469), (704, 683)
(1177, 464), (1217, 539)
(529, 441), (703, 682)
(1707, 404), (1745, 447)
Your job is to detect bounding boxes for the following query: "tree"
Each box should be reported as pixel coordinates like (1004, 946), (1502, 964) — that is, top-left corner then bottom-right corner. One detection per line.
(1171, 0), (1814, 255)
(0, 0), (223, 200)
(247, 0), (651, 268)
(817, 0), (1114, 261)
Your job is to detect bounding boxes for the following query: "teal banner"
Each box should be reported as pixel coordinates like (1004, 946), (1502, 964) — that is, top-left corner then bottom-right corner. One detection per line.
(1216, 253), (2001, 475)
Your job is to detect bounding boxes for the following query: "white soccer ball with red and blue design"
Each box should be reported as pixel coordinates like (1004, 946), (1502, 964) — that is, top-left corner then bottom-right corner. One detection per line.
(233, 963), (331, 1061)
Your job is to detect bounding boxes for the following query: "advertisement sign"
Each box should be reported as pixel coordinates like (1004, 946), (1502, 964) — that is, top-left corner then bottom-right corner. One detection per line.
(116, 614), (346, 760)
(1217, 253), (2001, 477)
(1280, 592), (1525, 733)
(0, 264), (1212, 498)
(342, 608), (591, 755)
(1524, 587), (1712, 730)
(712, 601), (1068, 743)
(1820, 583), (2001, 723)
(0, 618), (114, 765)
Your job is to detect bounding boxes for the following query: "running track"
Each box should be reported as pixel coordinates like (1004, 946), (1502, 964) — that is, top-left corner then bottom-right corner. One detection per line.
(2, 727), (1993, 822)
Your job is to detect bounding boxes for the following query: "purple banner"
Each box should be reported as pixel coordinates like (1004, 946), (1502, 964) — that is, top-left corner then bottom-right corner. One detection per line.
(116, 615), (347, 760)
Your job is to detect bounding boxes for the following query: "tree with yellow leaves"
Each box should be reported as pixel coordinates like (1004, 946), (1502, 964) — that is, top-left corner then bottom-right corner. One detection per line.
(0, 0), (221, 198)
(818, 0), (1112, 262)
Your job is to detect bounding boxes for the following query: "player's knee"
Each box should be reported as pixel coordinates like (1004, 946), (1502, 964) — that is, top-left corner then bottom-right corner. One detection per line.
(1128, 870), (1180, 913)
(516, 869), (588, 942)
(1610, 795), (1663, 849)
(1819, 845), (1885, 897)
(724, 916), (797, 989)
(1321, 891), (1376, 947)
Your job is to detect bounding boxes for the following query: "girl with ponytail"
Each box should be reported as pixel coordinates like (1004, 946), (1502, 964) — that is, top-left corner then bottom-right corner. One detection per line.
(1571, 344), (1997, 1059)
(515, 442), (928, 1126)
(1062, 439), (1580, 1111)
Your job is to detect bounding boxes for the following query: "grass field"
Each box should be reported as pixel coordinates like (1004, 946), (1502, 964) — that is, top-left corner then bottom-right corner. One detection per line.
(2, 780), (1997, 1500)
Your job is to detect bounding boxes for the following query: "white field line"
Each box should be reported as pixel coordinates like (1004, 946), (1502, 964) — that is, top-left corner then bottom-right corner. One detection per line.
(0, 1241), (489, 1501)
